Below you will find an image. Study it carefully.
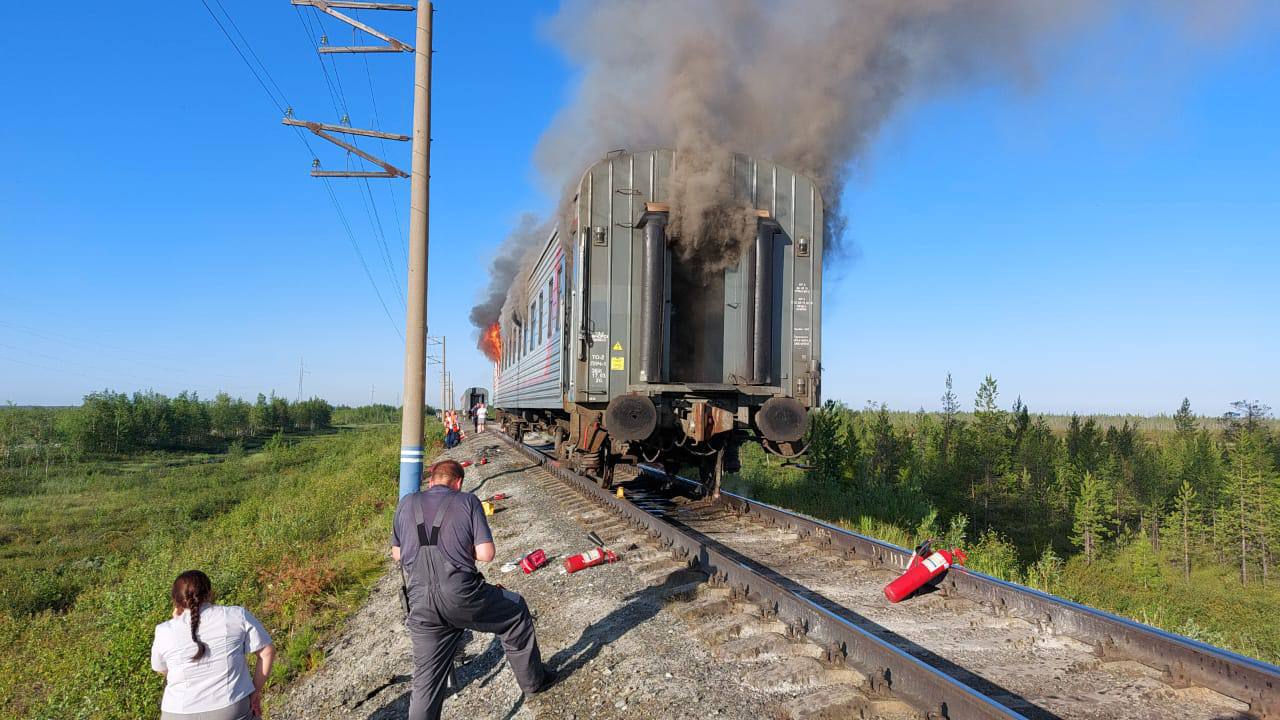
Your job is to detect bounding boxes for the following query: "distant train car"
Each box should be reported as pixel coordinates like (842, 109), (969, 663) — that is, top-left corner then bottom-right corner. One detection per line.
(493, 149), (823, 494)
(460, 387), (489, 416)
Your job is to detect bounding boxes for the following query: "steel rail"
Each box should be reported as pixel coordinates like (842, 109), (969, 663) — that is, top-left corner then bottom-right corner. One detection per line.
(636, 464), (1280, 719)
(499, 436), (1028, 720)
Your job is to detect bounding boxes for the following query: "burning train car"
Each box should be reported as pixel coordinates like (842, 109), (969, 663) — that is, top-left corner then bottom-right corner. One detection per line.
(492, 149), (822, 494)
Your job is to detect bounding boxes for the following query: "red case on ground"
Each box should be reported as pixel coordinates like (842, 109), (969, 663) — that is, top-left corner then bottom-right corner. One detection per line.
(519, 549), (547, 574)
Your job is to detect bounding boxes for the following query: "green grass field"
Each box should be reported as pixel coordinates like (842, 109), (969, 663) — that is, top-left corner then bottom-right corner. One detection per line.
(0, 423), (439, 720)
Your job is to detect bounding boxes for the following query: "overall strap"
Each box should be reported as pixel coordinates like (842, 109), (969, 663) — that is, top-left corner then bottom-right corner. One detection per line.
(415, 491), (459, 547)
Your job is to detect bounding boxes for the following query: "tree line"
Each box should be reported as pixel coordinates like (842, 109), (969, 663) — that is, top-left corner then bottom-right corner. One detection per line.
(0, 391), (334, 465)
(802, 375), (1279, 586)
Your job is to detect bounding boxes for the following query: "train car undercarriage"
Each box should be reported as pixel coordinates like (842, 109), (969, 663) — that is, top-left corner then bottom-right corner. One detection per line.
(497, 387), (809, 497)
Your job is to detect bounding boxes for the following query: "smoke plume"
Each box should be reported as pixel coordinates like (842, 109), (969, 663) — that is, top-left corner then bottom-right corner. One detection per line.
(469, 214), (552, 358)
(472, 0), (1271, 357)
(535, 0), (1271, 262)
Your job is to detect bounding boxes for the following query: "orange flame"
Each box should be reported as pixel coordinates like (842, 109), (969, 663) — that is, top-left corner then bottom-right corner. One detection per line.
(480, 322), (502, 363)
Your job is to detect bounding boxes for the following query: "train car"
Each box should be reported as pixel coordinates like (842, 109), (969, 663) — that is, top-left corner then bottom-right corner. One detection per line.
(493, 148), (823, 495)
(460, 387), (489, 416)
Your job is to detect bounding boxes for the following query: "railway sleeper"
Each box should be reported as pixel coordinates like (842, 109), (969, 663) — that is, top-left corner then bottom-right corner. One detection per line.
(694, 612), (790, 645)
(781, 686), (917, 720)
(514, 437), (954, 720)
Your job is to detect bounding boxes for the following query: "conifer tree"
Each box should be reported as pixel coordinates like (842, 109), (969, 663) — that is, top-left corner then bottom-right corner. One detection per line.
(1224, 430), (1274, 584)
(941, 373), (960, 463)
(1072, 471), (1112, 563)
(1165, 480), (1201, 580)
(1174, 398), (1197, 436)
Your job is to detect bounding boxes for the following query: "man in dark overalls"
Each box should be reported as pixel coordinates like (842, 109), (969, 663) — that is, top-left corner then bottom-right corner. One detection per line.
(391, 460), (554, 719)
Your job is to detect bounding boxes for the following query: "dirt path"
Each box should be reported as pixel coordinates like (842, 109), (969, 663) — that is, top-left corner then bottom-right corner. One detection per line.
(269, 433), (775, 720)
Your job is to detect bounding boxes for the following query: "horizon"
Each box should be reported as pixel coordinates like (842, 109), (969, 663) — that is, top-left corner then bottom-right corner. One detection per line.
(1, 3), (1277, 414)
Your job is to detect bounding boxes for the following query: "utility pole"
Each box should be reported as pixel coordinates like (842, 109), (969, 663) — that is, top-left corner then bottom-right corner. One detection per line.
(399, 0), (433, 497)
(370, 383), (375, 406)
(286, 0), (430, 498)
(296, 356), (309, 401)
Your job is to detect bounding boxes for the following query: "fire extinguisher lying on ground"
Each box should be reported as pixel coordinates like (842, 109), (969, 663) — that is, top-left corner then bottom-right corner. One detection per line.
(564, 531), (618, 574)
(883, 539), (967, 603)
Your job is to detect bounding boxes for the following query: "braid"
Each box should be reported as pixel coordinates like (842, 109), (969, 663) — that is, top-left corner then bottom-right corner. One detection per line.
(188, 589), (207, 661)
(171, 570), (212, 662)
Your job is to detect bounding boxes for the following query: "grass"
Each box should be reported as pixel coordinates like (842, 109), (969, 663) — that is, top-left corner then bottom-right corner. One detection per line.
(0, 422), (442, 720)
(0, 451), (259, 615)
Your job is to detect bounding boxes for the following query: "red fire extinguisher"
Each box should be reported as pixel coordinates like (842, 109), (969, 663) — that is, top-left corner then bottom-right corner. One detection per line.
(563, 547), (618, 574)
(883, 540), (967, 603)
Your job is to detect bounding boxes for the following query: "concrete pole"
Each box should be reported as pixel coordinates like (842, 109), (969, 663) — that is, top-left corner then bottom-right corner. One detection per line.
(398, 0), (432, 498)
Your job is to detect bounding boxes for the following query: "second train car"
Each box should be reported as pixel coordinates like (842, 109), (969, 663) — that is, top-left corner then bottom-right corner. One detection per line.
(492, 148), (823, 495)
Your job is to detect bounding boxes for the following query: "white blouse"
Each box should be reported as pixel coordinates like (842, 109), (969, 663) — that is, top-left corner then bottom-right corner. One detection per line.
(150, 604), (272, 714)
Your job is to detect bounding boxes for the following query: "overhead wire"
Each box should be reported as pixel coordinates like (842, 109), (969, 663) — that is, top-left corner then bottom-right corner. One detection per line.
(199, 0), (289, 112)
(360, 38), (409, 264)
(322, 9), (404, 306)
(201, 1), (404, 340)
(354, 8), (410, 282)
(0, 320), (244, 383)
(295, 5), (406, 309)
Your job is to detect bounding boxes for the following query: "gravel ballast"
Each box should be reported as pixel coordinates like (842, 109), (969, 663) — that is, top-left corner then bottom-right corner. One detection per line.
(269, 433), (777, 720)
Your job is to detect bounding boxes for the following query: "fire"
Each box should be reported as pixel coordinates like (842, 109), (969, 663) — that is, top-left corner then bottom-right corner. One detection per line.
(480, 322), (502, 363)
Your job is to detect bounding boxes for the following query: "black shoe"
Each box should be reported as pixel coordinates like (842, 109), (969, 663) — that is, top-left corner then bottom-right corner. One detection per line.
(524, 668), (558, 700)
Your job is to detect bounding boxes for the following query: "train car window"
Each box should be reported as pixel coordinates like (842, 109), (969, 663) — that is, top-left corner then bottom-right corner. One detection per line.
(554, 260), (564, 339)
(546, 279), (554, 340)
(537, 291), (544, 345)
(529, 302), (536, 351)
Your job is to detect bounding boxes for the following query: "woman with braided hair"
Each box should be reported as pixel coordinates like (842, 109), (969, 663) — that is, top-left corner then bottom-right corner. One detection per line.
(150, 570), (276, 719)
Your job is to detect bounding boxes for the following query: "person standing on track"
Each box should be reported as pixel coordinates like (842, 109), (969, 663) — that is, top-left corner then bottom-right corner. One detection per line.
(475, 402), (487, 433)
(391, 460), (555, 719)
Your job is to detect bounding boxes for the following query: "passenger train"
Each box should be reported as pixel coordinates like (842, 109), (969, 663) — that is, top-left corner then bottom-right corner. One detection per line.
(492, 149), (823, 496)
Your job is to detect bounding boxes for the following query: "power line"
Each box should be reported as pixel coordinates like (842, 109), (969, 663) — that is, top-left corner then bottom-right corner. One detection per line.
(199, 1), (405, 341)
(199, 0), (288, 113)
(357, 20), (409, 263)
(209, 0), (292, 110)
(294, 4), (406, 309)
(319, 10), (404, 305)
(0, 320), (244, 383)
(355, 8), (409, 291)
(322, 178), (404, 339)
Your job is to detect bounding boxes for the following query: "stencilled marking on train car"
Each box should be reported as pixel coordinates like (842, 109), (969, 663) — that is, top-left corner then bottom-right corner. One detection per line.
(610, 356), (625, 371)
(590, 358), (607, 385)
(793, 328), (811, 349)
(793, 282), (812, 313)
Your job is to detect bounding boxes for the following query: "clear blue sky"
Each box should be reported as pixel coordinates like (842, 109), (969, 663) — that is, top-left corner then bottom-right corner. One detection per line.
(0, 3), (1276, 416)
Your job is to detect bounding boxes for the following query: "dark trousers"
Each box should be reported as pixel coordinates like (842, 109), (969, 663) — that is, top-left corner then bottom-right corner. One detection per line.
(406, 584), (544, 720)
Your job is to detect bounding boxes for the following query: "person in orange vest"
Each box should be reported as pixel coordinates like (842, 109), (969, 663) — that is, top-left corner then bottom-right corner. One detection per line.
(444, 411), (461, 449)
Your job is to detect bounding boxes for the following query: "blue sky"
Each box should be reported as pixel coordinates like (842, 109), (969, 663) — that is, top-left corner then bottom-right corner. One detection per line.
(0, 3), (1276, 416)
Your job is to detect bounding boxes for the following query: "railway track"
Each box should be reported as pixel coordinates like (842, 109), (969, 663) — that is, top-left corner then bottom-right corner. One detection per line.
(496, 432), (1279, 719)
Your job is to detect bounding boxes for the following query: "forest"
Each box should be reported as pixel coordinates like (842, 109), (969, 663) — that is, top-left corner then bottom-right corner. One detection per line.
(731, 375), (1280, 661)
(0, 391), (334, 467)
